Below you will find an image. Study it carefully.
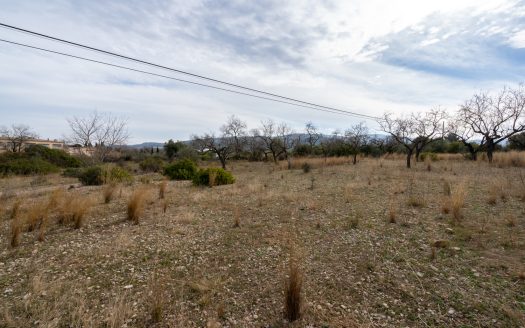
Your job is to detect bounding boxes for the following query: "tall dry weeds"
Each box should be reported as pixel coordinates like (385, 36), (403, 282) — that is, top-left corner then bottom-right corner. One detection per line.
(284, 257), (303, 322)
(103, 183), (117, 204)
(72, 198), (92, 229)
(127, 188), (148, 224)
(451, 183), (467, 223)
(10, 211), (22, 248)
(159, 180), (167, 200)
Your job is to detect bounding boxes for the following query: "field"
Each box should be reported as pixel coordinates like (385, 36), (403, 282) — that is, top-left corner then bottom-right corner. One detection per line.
(0, 157), (524, 327)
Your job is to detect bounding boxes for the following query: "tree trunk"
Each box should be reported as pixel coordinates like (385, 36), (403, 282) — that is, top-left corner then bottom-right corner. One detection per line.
(352, 154), (357, 165)
(406, 150), (413, 168)
(486, 139), (494, 163)
(465, 143), (477, 161)
(218, 154), (226, 169)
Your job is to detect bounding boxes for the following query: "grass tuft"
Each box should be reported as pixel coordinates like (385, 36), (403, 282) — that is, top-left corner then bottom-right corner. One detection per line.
(127, 188), (148, 224)
(284, 257), (303, 322)
(103, 183), (117, 204)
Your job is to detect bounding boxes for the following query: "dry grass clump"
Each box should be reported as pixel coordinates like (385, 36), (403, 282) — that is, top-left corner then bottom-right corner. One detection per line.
(57, 195), (74, 225)
(281, 156), (351, 170)
(451, 183), (467, 223)
(441, 197), (451, 214)
(147, 273), (165, 324)
(159, 180), (167, 199)
(407, 195), (426, 208)
(504, 214), (517, 227)
(487, 180), (506, 205)
(103, 183), (117, 204)
(284, 257), (303, 322)
(127, 188), (148, 224)
(25, 201), (49, 232)
(343, 184), (354, 203)
(9, 198), (22, 221)
(388, 200), (397, 223)
(232, 206), (241, 228)
(443, 180), (451, 196)
(71, 198), (92, 229)
(105, 293), (133, 328)
(491, 151), (525, 167)
(10, 211), (22, 248)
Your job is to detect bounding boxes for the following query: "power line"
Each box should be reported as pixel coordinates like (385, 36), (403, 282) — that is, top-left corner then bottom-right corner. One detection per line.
(0, 38), (367, 118)
(0, 22), (382, 121)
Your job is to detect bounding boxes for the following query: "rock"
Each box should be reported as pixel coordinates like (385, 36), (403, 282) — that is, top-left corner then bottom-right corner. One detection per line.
(448, 308), (455, 315)
(123, 285), (133, 289)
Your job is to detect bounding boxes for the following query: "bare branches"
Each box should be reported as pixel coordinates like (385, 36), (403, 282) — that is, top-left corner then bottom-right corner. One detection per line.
(0, 124), (38, 152)
(458, 84), (525, 162)
(67, 111), (129, 162)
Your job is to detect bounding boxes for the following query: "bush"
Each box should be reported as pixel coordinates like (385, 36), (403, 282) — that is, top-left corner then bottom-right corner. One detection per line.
(25, 145), (83, 167)
(164, 159), (198, 180)
(0, 153), (59, 175)
(192, 168), (235, 187)
(419, 152), (438, 162)
(139, 157), (165, 172)
(105, 166), (133, 184)
(78, 166), (104, 185)
(63, 167), (83, 178)
(301, 162), (311, 173)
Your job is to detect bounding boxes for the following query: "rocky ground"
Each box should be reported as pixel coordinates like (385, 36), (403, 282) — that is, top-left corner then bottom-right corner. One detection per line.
(0, 158), (524, 327)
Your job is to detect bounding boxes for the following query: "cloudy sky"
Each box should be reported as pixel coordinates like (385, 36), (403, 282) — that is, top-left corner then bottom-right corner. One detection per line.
(0, 0), (524, 143)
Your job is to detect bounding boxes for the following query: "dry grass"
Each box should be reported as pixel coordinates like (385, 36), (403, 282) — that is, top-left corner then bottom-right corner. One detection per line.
(388, 200), (397, 223)
(9, 212), (21, 248)
(146, 272), (165, 324)
(232, 206), (241, 228)
(71, 197), (92, 229)
(159, 180), (167, 199)
(281, 156), (352, 170)
(284, 257), (303, 322)
(25, 201), (49, 232)
(103, 183), (117, 204)
(105, 293), (133, 328)
(451, 183), (467, 223)
(127, 188), (148, 224)
(491, 151), (525, 167)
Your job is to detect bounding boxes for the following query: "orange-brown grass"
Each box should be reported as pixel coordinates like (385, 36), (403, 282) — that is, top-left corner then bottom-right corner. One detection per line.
(451, 183), (467, 223)
(71, 198), (92, 229)
(159, 180), (167, 199)
(147, 272), (165, 324)
(37, 215), (49, 242)
(127, 188), (148, 224)
(491, 151), (525, 168)
(281, 156), (352, 170)
(162, 199), (168, 214)
(25, 201), (49, 232)
(388, 200), (397, 223)
(284, 257), (303, 322)
(10, 211), (22, 248)
(103, 183), (117, 204)
(57, 194), (74, 225)
(344, 184), (354, 203)
(46, 188), (64, 211)
(9, 198), (22, 221)
(441, 197), (451, 214)
(233, 206), (241, 228)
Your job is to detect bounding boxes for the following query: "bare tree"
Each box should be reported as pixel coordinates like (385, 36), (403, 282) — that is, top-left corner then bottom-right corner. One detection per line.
(448, 117), (481, 160)
(379, 109), (446, 168)
(255, 119), (285, 163)
(277, 122), (300, 169)
(0, 124), (38, 152)
(67, 111), (129, 161)
(345, 122), (369, 165)
(457, 85), (525, 163)
(305, 122), (320, 154)
(220, 115), (247, 159)
(191, 133), (233, 169)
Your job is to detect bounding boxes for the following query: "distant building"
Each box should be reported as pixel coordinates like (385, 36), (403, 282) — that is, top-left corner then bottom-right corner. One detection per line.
(0, 137), (66, 153)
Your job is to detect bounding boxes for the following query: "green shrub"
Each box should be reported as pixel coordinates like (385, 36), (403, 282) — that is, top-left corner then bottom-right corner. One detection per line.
(419, 152), (438, 162)
(0, 154), (59, 176)
(164, 159), (198, 180)
(105, 166), (133, 184)
(192, 168), (235, 187)
(25, 145), (83, 168)
(78, 166), (104, 185)
(139, 157), (165, 172)
(63, 167), (83, 178)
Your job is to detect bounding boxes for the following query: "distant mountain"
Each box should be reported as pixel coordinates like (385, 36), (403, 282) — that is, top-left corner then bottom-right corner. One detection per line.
(127, 142), (165, 149)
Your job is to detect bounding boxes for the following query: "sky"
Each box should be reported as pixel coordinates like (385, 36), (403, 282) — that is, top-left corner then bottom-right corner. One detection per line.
(0, 0), (524, 144)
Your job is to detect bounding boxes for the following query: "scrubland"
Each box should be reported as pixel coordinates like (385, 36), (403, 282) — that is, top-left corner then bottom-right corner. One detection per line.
(0, 156), (524, 327)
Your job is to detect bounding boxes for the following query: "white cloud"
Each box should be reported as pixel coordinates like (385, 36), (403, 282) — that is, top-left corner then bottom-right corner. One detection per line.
(0, 0), (523, 142)
(508, 30), (525, 48)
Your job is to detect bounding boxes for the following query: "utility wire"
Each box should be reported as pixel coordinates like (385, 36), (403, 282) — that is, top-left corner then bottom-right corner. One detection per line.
(0, 22), (382, 121)
(0, 38), (367, 118)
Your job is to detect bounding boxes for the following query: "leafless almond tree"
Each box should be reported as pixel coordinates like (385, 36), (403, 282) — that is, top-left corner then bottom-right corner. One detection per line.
(67, 111), (129, 162)
(254, 119), (285, 163)
(220, 115), (247, 159)
(0, 124), (38, 152)
(305, 122), (320, 154)
(457, 85), (525, 163)
(191, 133), (233, 169)
(344, 121), (369, 165)
(379, 108), (446, 168)
(277, 122), (300, 169)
